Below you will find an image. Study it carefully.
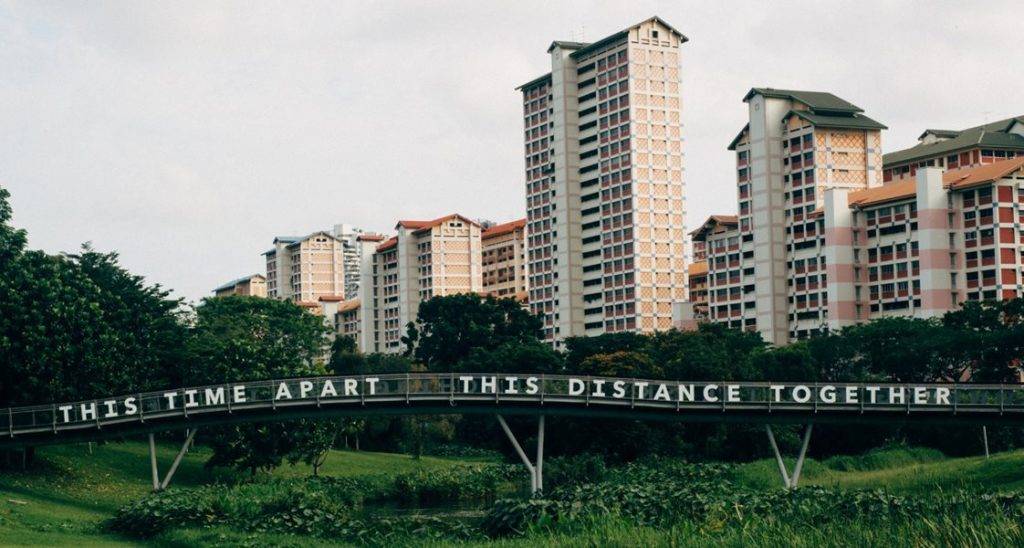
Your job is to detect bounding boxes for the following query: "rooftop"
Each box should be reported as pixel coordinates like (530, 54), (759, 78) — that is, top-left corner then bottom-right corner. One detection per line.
(396, 214), (480, 234)
(687, 261), (708, 277)
(337, 299), (361, 313)
(688, 214), (738, 239)
(212, 274), (265, 293)
(884, 115), (1024, 166)
(743, 88), (863, 113)
(847, 157), (1024, 207)
(482, 218), (526, 239)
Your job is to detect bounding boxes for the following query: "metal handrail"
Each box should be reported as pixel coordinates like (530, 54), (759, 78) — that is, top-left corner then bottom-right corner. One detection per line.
(1, 373), (1021, 440)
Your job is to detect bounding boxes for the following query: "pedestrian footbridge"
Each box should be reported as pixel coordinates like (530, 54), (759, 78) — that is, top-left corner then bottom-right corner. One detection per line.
(3, 374), (1020, 491)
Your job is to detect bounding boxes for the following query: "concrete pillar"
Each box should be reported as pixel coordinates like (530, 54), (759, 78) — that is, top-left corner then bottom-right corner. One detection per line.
(915, 167), (953, 318)
(823, 188), (858, 331)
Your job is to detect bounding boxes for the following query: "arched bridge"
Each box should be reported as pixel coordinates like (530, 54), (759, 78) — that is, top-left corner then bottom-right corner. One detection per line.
(3, 373), (1022, 491)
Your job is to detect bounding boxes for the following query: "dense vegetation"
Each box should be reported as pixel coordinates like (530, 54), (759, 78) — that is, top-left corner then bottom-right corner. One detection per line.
(6, 441), (1024, 546)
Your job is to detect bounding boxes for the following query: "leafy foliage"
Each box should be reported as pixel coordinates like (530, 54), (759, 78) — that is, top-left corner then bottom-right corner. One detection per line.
(402, 294), (546, 370)
(183, 296), (334, 474)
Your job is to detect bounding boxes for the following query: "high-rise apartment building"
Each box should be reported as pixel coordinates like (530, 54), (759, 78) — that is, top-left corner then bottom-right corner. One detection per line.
(482, 218), (528, 298)
(264, 231), (346, 302)
(332, 223), (374, 300)
(264, 226), (380, 304)
(360, 214), (483, 353)
(717, 88), (887, 343)
(679, 100), (1024, 343)
(820, 158), (1024, 327)
(685, 215), (737, 324)
(518, 16), (688, 347)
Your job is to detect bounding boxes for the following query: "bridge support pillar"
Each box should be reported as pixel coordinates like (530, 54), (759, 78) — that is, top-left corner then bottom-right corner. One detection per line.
(765, 424), (813, 489)
(982, 426), (990, 459)
(146, 429), (199, 492)
(497, 415), (545, 495)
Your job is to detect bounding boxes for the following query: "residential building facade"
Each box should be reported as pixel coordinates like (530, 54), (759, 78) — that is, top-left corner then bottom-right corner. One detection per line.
(685, 215), (738, 325)
(482, 218), (529, 298)
(882, 116), (1024, 183)
(212, 274), (267, 298)
(822, 158), (1024, 329)
(264, 231), (346, 302)
(361, 214), (484, 353)
(518, 16), (689, 347)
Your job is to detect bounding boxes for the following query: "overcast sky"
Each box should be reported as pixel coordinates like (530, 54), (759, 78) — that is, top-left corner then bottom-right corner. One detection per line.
(2, 1), (1021, 302)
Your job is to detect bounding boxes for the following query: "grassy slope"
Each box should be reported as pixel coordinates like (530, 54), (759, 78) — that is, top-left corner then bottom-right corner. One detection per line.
(3, 442), (1024, 546)
(0, 440), (486, 547)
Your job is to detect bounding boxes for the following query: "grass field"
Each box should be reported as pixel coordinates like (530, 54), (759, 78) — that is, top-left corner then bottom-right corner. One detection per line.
(2, 440), (1023, 546)
(0, 440), (489, 546)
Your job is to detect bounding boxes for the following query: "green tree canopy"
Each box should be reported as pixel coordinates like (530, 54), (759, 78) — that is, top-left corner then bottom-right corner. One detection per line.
(402, 294), (544, 371)
(185, 296), (334, 475)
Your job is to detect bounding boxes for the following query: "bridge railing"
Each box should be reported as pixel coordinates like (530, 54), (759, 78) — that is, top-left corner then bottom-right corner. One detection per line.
(3, 374), (1024, 439)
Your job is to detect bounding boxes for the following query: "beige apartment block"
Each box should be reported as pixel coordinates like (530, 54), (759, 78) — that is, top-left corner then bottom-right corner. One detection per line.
(264, 231), (346, 302)
(518, 16), (689, 348)
(716, 88), (887, 343)
(361, 214), (483, 354)
(679, 101), (1024, 344)
(821, 158), (1024, 328)
(682, 215), (738, 327)
(212, 274), (267, 298)
(482, 218), (528, 298)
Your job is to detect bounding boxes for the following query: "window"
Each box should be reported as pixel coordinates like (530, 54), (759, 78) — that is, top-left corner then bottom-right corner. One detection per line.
(651, 30), (659, 39)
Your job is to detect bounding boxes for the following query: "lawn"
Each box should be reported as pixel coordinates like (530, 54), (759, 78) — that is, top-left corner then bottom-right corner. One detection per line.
(3, 440), (1024, 546)
(0, 439), (489, 546)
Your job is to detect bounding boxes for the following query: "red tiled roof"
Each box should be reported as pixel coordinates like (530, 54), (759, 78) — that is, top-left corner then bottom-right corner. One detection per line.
(357, 233), (387, 242)
(848, 157), (1024, 208)
(482, 218), (526, 239)
(848, 181), (916, 208)
(945, 156), (1024, 190)
(396, 214), (480, 234)
(337, 299), (360, 313)
(318, 295), (345, 302)
(376, 236), (398, 252)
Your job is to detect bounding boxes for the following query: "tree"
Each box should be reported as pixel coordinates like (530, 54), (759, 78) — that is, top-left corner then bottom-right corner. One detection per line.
(941, 300), (1024, 382)
(403, 294), (543, 370)
(840, 317), (942, 382)
(184, 296), (334, 474)
(0, 188), (187, 464)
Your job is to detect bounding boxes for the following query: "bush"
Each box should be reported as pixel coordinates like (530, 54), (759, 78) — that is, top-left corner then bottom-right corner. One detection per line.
(543, 453), (607, 489)
(391, 464), (521, 504)
(109, 488), (223, 537)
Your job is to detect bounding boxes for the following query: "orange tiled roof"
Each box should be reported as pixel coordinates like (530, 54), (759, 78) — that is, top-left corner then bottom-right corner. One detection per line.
(396, 214), (480, 234)
(848, 157), (1024, 208)
(337, 299), (360, 313)
(688, 261), (708, 276)
(945, 156), (1024, 190)
(318, 295), (345, 302)
(376, 236), (398, 252)
(483, 218), (526, 239)
(688, 214), (739, 237)
(357, 233), (386, 242)
(848, 181), (916, 208)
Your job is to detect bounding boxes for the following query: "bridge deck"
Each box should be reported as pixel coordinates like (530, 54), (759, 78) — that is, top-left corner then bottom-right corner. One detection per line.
(3, 374), (1023, 448)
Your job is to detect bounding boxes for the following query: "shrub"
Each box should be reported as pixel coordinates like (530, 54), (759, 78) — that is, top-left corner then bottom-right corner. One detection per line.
(391, 464), (521, 504)
(109, 488), (222, 537)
